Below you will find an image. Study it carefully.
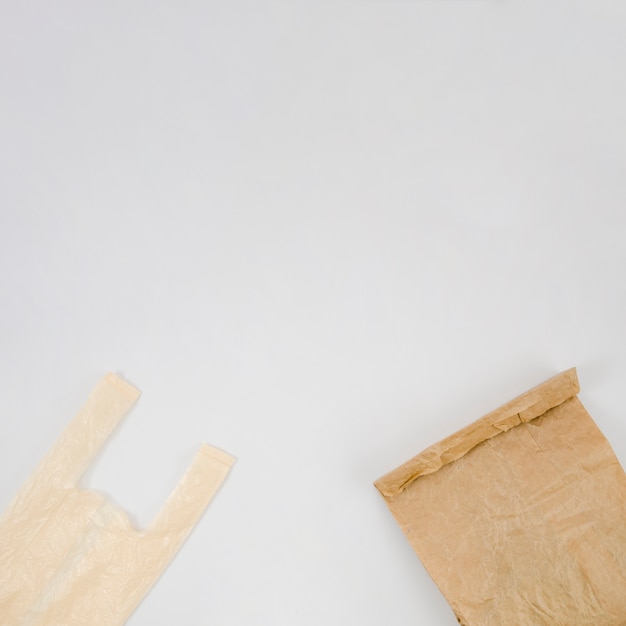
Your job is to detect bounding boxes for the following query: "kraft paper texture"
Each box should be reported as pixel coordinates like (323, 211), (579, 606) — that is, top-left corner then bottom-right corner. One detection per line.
(0, 374), (234, 626)
(375, 368), (626, 626)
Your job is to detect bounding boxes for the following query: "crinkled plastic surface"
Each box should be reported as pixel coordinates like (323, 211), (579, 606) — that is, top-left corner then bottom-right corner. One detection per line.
(0, 374), (234, 626)
(375, 369), (626, 626)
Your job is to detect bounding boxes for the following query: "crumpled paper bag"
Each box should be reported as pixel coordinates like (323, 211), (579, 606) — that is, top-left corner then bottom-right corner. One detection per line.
(375, 368), (626, 625)
(0, 373), (234, 626)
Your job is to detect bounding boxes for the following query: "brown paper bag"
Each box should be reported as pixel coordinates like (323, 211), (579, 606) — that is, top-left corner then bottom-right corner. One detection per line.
(375, 369), (626, 626)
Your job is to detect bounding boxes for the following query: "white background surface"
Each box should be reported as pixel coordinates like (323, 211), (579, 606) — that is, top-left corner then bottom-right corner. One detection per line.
(2, 2), (626, 624)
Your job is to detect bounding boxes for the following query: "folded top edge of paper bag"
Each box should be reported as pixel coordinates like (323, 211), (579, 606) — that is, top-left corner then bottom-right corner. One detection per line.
(374, 367), (580, 498)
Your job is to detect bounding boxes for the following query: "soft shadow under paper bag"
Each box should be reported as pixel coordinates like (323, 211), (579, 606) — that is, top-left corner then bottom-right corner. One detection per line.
(375, 369), (626, 626)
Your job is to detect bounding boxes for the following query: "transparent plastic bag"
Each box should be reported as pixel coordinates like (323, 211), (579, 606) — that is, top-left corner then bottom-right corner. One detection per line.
(0, 374), (234, 626)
